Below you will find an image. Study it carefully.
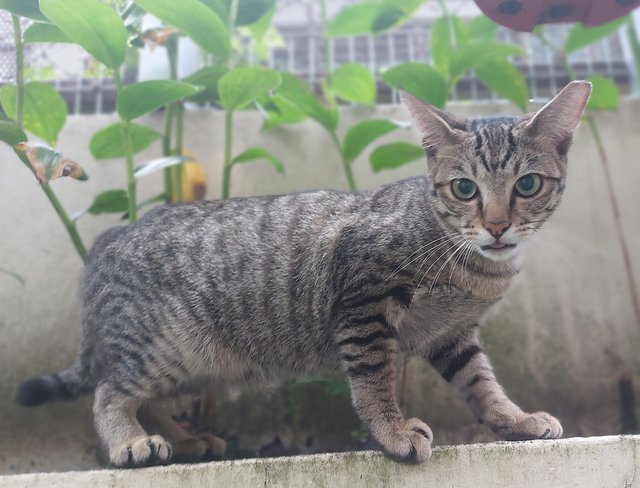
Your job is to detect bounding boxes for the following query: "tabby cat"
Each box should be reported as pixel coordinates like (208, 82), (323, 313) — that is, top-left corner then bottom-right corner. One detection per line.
(17, 81), (591, 467)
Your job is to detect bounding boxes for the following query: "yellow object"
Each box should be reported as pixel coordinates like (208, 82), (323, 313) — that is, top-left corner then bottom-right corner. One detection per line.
(173, 150), (207, 203)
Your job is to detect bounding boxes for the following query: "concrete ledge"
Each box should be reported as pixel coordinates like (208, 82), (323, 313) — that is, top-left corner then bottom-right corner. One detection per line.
(1, 436), (638, 488)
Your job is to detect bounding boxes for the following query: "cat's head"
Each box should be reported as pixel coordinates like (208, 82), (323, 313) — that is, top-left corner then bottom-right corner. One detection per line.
(402, 81), (591, 262)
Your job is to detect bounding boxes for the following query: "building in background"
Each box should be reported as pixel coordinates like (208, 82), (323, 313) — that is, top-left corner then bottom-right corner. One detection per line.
(0, 0), (637, 115)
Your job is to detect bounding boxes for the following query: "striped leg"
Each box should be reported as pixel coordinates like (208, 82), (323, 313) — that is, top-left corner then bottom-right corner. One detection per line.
(427, 328), (562, 441)
(337, 314), (433, 463)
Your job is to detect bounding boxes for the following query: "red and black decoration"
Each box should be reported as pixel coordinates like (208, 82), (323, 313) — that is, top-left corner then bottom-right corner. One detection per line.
(474, 0), (640, 32)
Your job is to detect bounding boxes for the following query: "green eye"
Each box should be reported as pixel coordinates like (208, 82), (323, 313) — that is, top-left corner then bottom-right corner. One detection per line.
(515, 174), (542, 197)
(452, 178), (478, 200)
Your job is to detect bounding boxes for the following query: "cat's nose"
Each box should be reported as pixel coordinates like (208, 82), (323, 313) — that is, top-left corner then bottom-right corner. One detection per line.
(484, 221), (511, 239)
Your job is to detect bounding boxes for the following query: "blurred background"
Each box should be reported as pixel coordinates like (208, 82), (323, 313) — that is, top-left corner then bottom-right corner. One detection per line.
(0, 0), (639, 475)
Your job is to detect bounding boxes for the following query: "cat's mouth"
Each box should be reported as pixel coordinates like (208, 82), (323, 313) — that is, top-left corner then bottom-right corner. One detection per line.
(481, 242), (517, 252)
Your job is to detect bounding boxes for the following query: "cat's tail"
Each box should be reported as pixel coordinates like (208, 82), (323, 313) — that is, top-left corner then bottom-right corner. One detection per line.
(16, 359), (92, 407)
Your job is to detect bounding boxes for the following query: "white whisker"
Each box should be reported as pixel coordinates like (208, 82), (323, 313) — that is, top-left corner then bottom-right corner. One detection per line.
(427, 240), (469, 302)
(384, 234), (456, 283)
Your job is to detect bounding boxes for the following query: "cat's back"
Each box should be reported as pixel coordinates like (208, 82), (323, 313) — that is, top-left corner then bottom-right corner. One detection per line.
(82, 189), (367, 317)
(91, 189), (360, 263)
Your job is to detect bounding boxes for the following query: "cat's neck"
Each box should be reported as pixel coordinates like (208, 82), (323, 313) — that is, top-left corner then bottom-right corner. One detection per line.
(448, 251), (521, 300)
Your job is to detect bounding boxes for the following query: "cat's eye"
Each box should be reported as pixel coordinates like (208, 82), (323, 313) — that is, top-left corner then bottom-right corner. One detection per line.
(451, 178), (478, 200)
(514, 174), (542, 197)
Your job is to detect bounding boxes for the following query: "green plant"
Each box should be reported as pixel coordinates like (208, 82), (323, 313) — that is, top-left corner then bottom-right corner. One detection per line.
(259, 0), (424, 192)
(0, 0), (204, 266)
(0, 8), (88, 260)
(135, 0), (286, 200)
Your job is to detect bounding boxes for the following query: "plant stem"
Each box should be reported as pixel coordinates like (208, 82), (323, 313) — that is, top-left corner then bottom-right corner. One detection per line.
(162, 102), (175, 201)
(11, 15), (24, 129)
(536, 30), (640, 328)
(228, 0), (240, 47)
(113, 69), (137, 222)
(41, 182), (88, 259)
(220, 0), (239, 200)
(163, 37), (177, 202)
(319, 0), (333, 82)
(15, 151), (88, 260)
(319, 0), (355, 191)
(330, 131), (356, 191)
(11, 15), (86, 261)
(437, 0), (456, 51)
(166, 37), (184, 202)
(222, 109), (233, 199)
(174, 101), (184, 201)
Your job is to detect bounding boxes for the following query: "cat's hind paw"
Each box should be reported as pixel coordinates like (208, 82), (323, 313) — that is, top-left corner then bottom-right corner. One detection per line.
(377, 417), (433, 464)
(171, 434), (226, 463)
(110, 435), (172, 468)
(492, 411), (563, 441)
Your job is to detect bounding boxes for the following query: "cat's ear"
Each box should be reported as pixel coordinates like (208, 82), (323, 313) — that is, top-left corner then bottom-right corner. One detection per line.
(519, 80), (592, 156)
(400, 91), (468, 158)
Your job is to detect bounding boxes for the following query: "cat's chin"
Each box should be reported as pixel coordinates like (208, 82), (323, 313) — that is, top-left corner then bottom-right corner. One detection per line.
(477, 244), (521, 262)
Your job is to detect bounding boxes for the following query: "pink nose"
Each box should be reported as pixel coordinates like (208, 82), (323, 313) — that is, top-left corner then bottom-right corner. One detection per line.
(485, 221), (511, 238)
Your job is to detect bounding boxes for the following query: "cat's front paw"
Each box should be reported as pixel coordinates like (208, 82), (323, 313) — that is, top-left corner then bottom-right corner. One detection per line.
(491, 411), (563, 441)
(375, 417), (433, 464)
(110, 435), (172, 468)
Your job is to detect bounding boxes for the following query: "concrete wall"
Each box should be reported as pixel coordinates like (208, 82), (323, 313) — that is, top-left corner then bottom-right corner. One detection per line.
(1, 99), (639, 474)
(2, 436), (638, 488)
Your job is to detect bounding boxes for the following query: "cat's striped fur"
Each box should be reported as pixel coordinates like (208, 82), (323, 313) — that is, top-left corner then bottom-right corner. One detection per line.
(17, 81), (591, 467)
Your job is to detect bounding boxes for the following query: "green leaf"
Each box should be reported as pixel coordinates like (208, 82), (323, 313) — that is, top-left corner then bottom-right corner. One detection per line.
(199, 0), (228, 21)
(87, 190), (129, 215)
(328, 3), (380, 37)
(565, 16), (627, 54)
(40, 0), (128, 69)
(431, 15), (469, 77)
(343, 119), (403, 165)
(375, 0), (423, 32)
(370, 142), (424, 172)
(276, 73), (338, 131)
(0, 0), (47, 21)
(330, 63), (376, 105)
(135, 0), (230, 61)
(247, 6), (274, 40)
(15, 142), (88, 182)
(258, 94), (308, 130)
(0, 82), (67, 145)
(23, 23), (73, 43)
(134, 156), (192, 179)
(372, 7), (405, 32)
(182, 65), (228, 104)
(231, 0), (276, 26)
(475, 59), (529, 111)
(586, 75), (619, 111)
(117, 80), (202, 120)
(328, 0), (422, 37)
(90, 123), (161, 160)
(0, 120), (27, 147)
(450, 42), (524, 80)
(219, 67), (282, 110)
(468, 15), (498, 41)
(200, 0), (275, 27)
(382, 63), (448, 108)
(232, 147), (284, 174)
